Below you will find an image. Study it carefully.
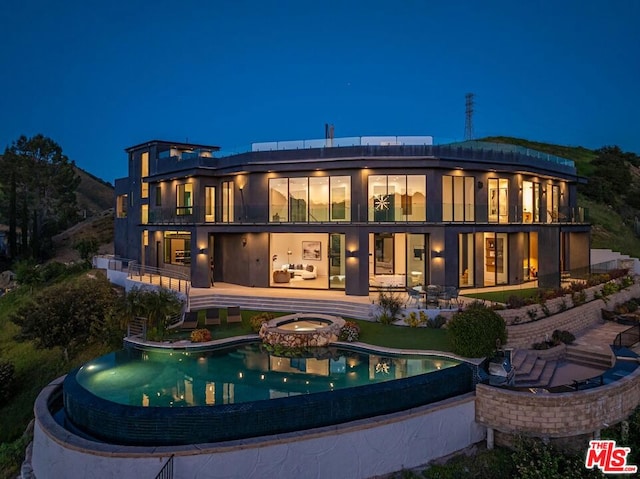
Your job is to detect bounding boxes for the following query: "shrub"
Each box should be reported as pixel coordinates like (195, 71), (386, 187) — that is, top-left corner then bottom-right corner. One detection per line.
(526, 308), (538, 321)
(506, 295), (526, 309)
(572, 290), (586, 306)
(428, 314), (447, 329)
(532, 341), (551, 350)
(447, 303), (507, 358)
(540, 303), (551, 317)
(552, 329), (575, 345)
(376, 289), (404, 325)
(339, 321), (360, 342)
(405, 312), (421, 327)
(190, 328), (212, 343)
(0, 361), (15, 402)
(558, 298), (568, 312)
(602, 281), (620, 296)
(249, 312), (274, 333)
(512, 437), (601, 478)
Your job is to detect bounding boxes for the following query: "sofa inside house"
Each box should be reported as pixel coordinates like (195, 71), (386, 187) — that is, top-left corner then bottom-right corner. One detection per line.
(281, 263), (317, 279)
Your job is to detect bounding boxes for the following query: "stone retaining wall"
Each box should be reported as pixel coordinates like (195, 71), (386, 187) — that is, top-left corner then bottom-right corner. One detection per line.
(475, 366), (640, 440)
(504, 282), (640, 349)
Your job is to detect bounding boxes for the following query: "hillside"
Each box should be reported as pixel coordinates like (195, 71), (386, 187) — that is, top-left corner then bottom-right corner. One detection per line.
(483, 136), (640, 258)
(74, 166), (114, 217)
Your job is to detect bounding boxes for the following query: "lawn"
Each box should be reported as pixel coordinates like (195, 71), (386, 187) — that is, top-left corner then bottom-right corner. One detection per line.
(463, 288), (539, 304)
(167, 309), (452, 351)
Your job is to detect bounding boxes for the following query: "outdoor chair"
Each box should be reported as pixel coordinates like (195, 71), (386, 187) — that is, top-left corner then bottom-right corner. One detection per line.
(425, 285), (440, 307)
(226, 306), (242, 324)
(204, 308), (221, 326)
(438, 288), (451, 309)
(406, 287), (421, 307)
(180, 311), (199, 330)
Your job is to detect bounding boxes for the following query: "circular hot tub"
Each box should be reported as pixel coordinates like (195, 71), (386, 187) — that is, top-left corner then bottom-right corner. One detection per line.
(259, 313), (346, 347)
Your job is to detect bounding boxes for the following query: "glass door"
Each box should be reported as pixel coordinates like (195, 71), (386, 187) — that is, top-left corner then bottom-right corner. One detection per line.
(329, 234), (345, 290)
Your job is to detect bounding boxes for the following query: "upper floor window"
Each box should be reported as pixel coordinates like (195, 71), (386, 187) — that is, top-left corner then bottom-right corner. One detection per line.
(177, 183), (193, 216)
(205, 186), (215, 222)
(222, 181), (234, 223)
(141, 152), (149, 177)
(269, 176), (351, 223)
(522, 181), (541, 223)
(155, 184), (162, 207)
(116, 194), (128, 218)
(442, 175), (474, 221)
(488, 178), (509, 223)
(368, 175), (425, 222)
(141, 204), (148, 224)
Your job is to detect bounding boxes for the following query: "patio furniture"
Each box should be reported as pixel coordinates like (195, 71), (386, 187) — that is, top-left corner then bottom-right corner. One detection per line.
(204, 308), (221, 326)
(425, 285), (440, 307)
(226, 306), (242, 324)
(406, 287), (422, 307)
(180, 311), (199, 330)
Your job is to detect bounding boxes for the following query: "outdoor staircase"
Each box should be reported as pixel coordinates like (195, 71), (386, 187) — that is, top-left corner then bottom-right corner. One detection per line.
(188, 293), (373, 320)
(512, 349), (558, 387)
(564, 345), (613, 369)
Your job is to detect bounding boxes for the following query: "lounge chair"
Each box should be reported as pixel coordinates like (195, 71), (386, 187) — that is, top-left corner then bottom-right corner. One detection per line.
(226, 306), (242, 324)
(180, 311), (199, 330)
(205, 308), (221, 326)
(406, 287), (422, 307)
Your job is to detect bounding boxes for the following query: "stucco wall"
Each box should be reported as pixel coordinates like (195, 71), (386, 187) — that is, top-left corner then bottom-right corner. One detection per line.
(475, 366), (640, 438)
(32, 379), (484, 479)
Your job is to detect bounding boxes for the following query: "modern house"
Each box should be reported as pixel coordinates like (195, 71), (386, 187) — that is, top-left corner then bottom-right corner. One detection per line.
(114, 136), (589, 296)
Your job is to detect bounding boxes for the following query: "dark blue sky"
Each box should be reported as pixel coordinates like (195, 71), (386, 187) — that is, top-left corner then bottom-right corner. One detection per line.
(1, 0), (638, 183)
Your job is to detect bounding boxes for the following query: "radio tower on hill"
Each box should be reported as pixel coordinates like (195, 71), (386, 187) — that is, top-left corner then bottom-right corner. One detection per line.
(464, 93), (475, 140)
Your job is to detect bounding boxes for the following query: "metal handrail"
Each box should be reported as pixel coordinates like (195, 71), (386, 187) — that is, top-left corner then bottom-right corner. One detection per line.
(155, 455), (174, 479)
(127, 261), (191, 296)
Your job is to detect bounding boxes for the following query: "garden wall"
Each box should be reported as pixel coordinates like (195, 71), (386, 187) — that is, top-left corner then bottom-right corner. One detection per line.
(503, 282), (640, 349)
(475, 366), (640, 441)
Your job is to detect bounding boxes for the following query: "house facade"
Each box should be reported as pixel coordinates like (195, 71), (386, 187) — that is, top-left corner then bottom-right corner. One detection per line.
(114, 136), (590, 296)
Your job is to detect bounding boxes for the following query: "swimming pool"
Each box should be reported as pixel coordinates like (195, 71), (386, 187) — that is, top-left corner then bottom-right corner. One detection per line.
(63, 341), (474, 445)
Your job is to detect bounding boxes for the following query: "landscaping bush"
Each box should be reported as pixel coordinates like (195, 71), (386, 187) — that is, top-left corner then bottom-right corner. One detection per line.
(551, 329), (575, 345)
(339, 320), (360, 342)
(427, 314), (447, 329)
(375, 289), (404, 325)
(447, 302), (507, 358)
(572, 290), (586, 306)
(190, 328), (212, 343)
(249, 312), (274, 332)
(512, 437), (602, 478)
(505, 295), (526, 309)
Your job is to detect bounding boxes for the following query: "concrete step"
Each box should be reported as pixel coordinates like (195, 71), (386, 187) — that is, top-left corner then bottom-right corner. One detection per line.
(517, 360), (558, 387)
(188, 294), (374, 320)
(565, 345), (613, 369)
(513, 349), (537, 377)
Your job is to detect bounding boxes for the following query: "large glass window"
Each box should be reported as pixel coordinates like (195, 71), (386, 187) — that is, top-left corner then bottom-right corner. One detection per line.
(205, 186), (215, 222)
(329, 233), (345, 290)
(164, 231), (191, 265)
(155, 184), (162, 207)
(176, 183), (193, 215)
(458, 233), (474, 287)
(368, 175), (425, 222)
(547, 184), (560, 222)
(269, 176), (351, 223)
(222, 181), (234, 223)
(484, 232), (508, 285)
(522, 181), (541, 223)
(488, 178), (509, 223)
(443, 175), (475, 221)
(116, 194), (128, 218)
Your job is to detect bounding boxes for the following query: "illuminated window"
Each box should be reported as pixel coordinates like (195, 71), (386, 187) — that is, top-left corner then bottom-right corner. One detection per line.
(155, 184), (162, 207)
(205, 186), (215, 222)
(164, 231), (191, 265)
(141, 152), (149, 177)
(368, 175), (425, 222)
(443, 175), (474, 221)
(142, 230), (149, 246)
(176, 183), (193, 216)
(222, 181), (234, 223)
(141, 204), (148, 224)
(116, 194), (128, 218)
(488, 178), (509, 223)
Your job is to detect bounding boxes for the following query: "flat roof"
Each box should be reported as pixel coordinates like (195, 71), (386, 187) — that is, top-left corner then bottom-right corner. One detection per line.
(125, 140), (221, 152)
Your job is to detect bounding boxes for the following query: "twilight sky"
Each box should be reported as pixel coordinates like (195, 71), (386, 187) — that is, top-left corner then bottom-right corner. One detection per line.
(1, 0), (638, 183)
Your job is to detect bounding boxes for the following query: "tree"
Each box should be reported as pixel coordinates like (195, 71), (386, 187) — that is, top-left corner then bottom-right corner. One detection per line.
(118, 287), (184, 341)
(10, 273), (118, 360)
(0, 134), (80, 259)
(447, 302), (507, 358)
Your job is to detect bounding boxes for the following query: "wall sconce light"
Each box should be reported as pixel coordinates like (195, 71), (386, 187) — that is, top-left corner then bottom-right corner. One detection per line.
(477, 181), (483, 189)
(242, 237), (247, 247)
(432, 250), (444, 258)
(272, 254), (278, 262)
(287, 248), (292, 257)
(346, 250), (358, 258)
(199, 247), (207, 254)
